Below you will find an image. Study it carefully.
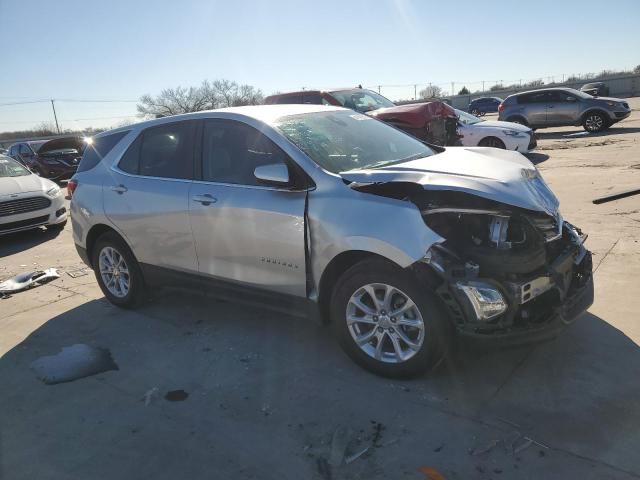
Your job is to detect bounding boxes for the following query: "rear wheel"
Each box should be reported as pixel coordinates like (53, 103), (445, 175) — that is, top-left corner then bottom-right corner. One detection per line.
(506, 116), (528, 127)
(330, 258), (449, 378)
(582, 111), (608, 132)
(471, 108), (481, 116)
(92, 232), (145, 308)
(478, 137), (506, 149)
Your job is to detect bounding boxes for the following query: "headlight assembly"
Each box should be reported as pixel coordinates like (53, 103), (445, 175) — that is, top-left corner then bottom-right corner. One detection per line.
(503, 129), (527, 137)
(46, 186), (61, 197)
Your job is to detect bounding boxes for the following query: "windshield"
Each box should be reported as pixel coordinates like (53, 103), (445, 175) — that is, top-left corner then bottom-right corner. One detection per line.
(329, 89), (396, 113)
(275, 110), (435, 173)
(28, 141), (47, 153)
(0, 156), (31, 177)
(456, 109), (483, 125)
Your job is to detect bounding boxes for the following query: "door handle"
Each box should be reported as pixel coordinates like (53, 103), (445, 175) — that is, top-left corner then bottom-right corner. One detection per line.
(192, 194), (217, 206)
(111, 184), (128, 194)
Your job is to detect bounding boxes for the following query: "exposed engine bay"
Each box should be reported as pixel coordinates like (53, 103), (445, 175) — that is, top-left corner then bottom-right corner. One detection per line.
(350, 183), (594, 340)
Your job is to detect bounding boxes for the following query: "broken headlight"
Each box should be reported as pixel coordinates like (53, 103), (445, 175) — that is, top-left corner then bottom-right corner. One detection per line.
(456, 281), (507, 321)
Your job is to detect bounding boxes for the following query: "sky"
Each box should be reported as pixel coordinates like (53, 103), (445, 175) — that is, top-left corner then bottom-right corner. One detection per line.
(1, 0), (639, 133)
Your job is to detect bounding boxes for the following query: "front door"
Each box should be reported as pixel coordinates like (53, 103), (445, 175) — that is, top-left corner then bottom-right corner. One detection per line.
(104, 121), (199, 273)
(189, 119), (307, 297)
(545, 91), (580, 126)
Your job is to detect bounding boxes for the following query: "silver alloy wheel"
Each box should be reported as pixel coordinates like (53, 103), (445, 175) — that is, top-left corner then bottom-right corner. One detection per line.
(585, 114), (603, 131)
(346, 283), (425, 364)
(98, 246), (130, 298)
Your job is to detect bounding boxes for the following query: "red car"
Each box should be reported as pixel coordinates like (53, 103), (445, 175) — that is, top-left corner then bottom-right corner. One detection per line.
(265, 88), (459, 145)
(8, 137), (85, 180)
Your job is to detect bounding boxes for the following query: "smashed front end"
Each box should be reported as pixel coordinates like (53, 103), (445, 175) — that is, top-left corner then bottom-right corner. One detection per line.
(416, 191), (593, 342)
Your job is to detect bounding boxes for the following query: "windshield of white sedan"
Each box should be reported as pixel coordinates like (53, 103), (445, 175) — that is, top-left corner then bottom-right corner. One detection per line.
(0, 157), (31, 177)
(456, 109), (483, 125)
(275, 110), (435, 173)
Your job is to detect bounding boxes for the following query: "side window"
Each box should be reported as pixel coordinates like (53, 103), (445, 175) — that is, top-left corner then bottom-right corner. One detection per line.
(276, 95), (303, 104)
(138, 121), (195, 179)
(9, 145), (17, 156)
(545, 91), (565, 103)
(201, 120), (289, 187)
(19, 144), (31, 155)
(303, 94), (323, 105)
(78, 131), (129, 173)
(118, 135), (142, 174)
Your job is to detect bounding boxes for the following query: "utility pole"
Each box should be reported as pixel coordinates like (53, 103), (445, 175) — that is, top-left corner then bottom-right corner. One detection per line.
(482, 80), (485, 92)
(377, 85), (381, 94)
(451, 82), (455, 96)
(414, 84), (417, 100)
(50, 99), (60, 134)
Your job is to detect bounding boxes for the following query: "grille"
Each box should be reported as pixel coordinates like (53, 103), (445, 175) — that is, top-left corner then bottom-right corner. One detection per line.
(0, 215), (49, 232)
(622, 102), (629, 109)
(0, 196), (52, 217)
(530, 214), (562, 242)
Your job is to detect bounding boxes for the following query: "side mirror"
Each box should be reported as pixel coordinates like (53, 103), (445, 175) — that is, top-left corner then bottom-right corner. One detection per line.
(254, 163), (290, 187)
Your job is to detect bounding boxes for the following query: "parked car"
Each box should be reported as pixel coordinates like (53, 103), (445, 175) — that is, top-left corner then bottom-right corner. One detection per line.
(0, 147), (7, 155)
(8, 136), (85, 180)
(468, 97), (503, 116)
(0, 155), (67, 235)
(267, 88), (459, 145)
(71, 105), (593, 377)
(455, 109), (536, 152)
(498, 88), (631, 132)
(580, 82), (609, 97)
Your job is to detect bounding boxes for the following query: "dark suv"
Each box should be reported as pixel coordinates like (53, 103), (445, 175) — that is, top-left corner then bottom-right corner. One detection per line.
(468, 97), (503, 116)
(9, 137), (85, 180)
(498, 88), (631, 132)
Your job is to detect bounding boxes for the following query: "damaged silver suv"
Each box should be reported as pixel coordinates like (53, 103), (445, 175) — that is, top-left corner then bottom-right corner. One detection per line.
(71, 105), (594, 377)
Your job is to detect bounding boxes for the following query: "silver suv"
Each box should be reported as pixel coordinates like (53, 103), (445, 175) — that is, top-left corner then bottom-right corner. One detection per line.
(71, 105), (594, 377)
(498, 87), (630, 132)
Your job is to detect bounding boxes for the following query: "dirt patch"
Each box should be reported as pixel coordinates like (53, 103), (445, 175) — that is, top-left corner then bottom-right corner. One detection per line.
(538, 138), (623, 151)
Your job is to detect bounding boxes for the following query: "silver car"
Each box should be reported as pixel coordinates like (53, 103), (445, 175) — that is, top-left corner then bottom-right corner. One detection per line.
(71, 105), (594, 377)
(498, 87), (631, 132)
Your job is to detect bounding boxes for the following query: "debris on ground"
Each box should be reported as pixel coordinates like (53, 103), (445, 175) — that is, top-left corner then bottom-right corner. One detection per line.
(470, 439), (501, 456)
(345, 446), (369, 464)
(66, 268), (91, 278)
(31, 344), (118, 385)
(0, 268), (59, 294)
(142, 387), (159, 406)
(513, 437), (534, 454)
(593, 187), (640, 204)
(329, 426), (352, 466)
(260, 404), (271, 416)
(164, 389), (189, 402)
(418, 466), (447, 480)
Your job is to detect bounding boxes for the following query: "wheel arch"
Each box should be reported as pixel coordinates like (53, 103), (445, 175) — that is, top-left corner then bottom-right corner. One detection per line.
(317, 250), (391, 324)
(506, 115), (529, 126)
(581, 108), (611, 123)
(86, 224), (134, 267)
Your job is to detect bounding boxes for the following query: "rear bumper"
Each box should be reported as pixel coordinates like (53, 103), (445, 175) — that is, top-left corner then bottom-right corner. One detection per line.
(75, 244), (91, 267)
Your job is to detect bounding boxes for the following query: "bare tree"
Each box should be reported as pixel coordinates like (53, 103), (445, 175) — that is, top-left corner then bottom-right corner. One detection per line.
(418, 85), (443, 99)
(138, 79), (263, 117)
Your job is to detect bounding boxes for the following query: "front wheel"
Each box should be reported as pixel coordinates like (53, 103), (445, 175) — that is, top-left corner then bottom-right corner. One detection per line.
(330, 258), (449, 378)
(478, 136), (506, 149)
(92, 232), (145, 308)
(583, 111), (609, 132)
(471, 108), (481, 116)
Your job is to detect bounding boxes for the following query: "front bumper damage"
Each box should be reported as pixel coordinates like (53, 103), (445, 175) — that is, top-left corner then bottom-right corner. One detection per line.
(418, 222), (593, 345)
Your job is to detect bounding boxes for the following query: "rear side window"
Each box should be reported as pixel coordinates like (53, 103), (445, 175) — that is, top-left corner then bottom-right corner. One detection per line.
(517, 92), (548, 104)
(275, 95), (303, 104)
(78, 131), (129, 173)
(302, 94), (323, 105)
(117, 121), (196, 179)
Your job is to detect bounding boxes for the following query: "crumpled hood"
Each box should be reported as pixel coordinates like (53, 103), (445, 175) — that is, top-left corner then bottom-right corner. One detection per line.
(341, 147), (559, 214)
(37, 136), (85, 155)
(368, 101), (457, 129)
(591, 96), (625, 103)
(0, 173), (50, 197)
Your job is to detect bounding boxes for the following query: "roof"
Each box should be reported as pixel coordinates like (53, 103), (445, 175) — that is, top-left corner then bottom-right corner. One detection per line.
(508, 87), (577, 96)
(93, 104), (345, 138)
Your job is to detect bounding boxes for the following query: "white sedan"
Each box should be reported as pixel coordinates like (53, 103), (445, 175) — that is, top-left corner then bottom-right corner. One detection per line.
(0, 155), (67, 235)
(456, 109), (536, 152)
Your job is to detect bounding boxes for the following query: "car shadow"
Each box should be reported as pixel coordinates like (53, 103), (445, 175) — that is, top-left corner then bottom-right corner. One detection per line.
(0, 226), (64, 258)
(536, 126), (640, 140)
(524, 152), (550, 165)
(1, 290), (639, 477)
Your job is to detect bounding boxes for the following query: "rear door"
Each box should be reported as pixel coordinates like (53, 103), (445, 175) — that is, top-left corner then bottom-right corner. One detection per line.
(189, 118), (308, 297)
(545, 90), (580, 125)
(518, 92), (549, 126)
(103, 121), (199, 273)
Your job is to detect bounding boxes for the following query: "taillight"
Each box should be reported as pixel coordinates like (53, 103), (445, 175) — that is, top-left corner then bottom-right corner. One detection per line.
(498, 103), (505, 113)
(67, 178), (78, 198)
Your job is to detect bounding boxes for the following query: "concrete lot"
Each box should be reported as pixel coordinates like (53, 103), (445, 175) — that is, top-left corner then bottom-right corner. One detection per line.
(1, 101), (639, 479)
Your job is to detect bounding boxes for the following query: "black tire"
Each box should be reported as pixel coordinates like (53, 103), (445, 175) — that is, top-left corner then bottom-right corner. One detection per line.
(582, 111), (609, 133)
(92, 231), (145, 308)
(478, 137), (506, 149)
(46, 220), (67, 232)
(506, 116), (528, 127)
(330, 258), (450, 378)
(471, 108), (481, 116)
